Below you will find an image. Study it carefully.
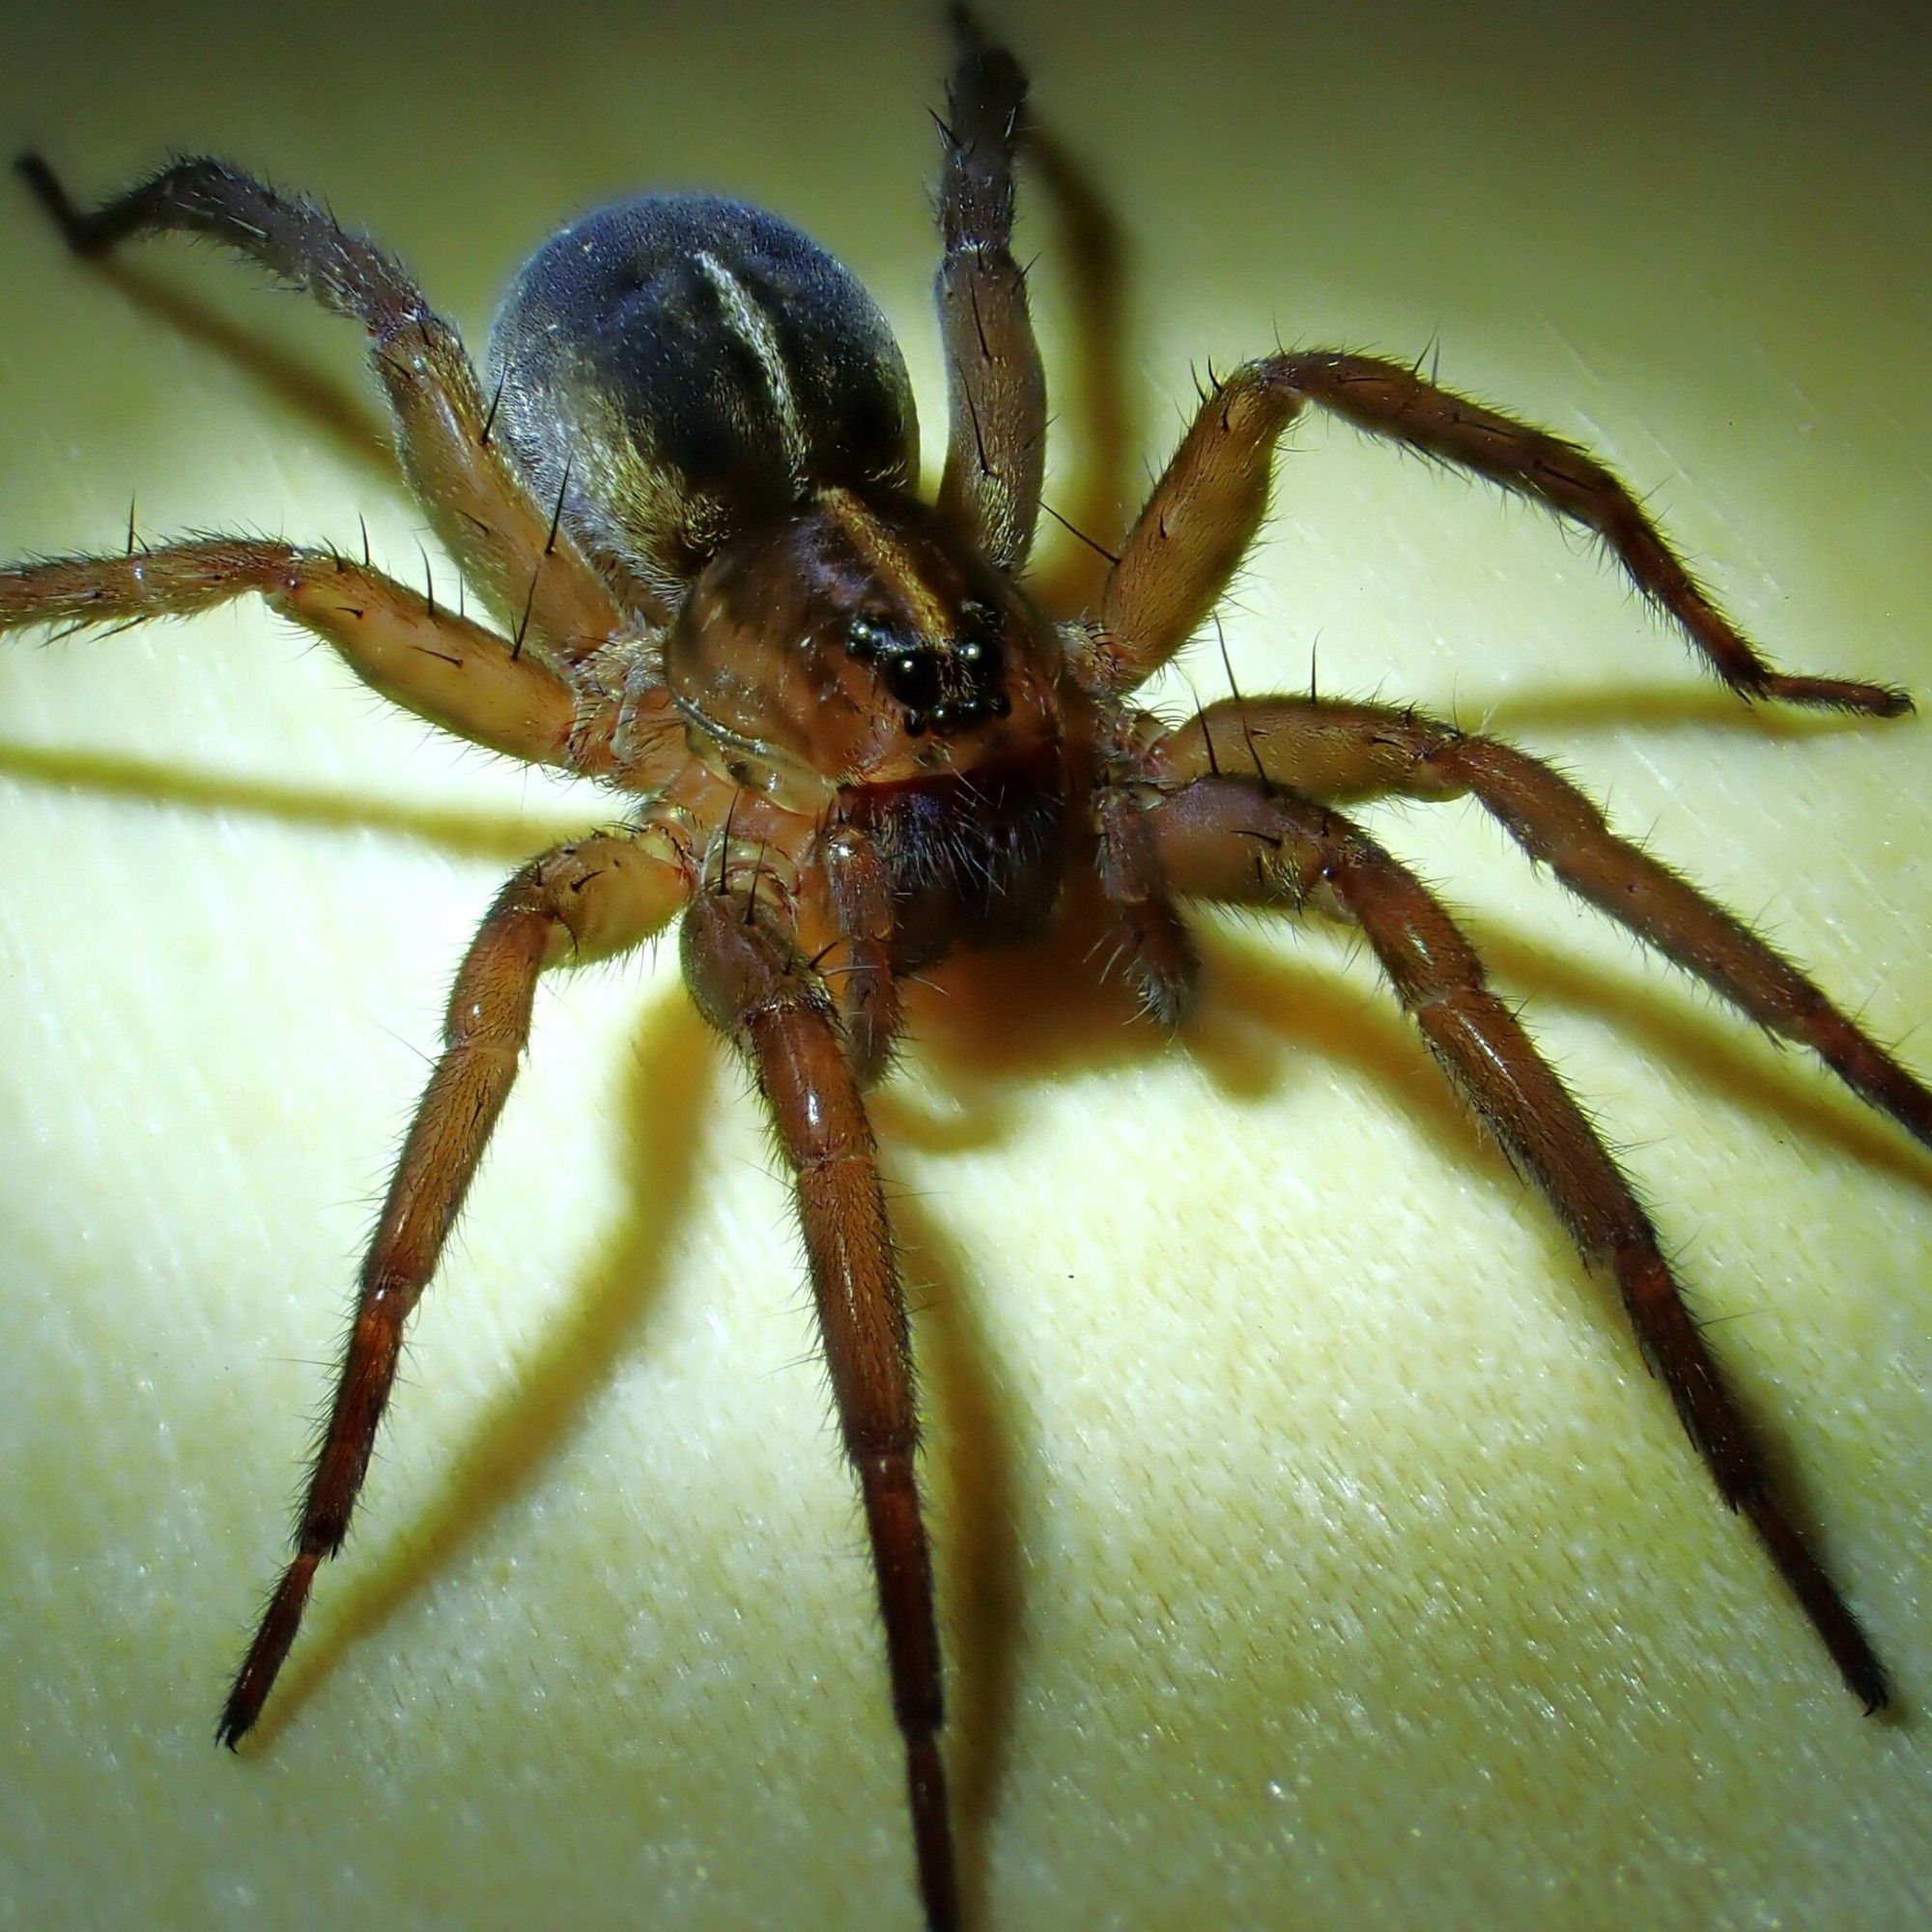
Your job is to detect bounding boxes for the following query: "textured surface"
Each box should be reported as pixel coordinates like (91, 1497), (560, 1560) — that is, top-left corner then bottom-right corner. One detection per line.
(1, 3), (1928, 1929)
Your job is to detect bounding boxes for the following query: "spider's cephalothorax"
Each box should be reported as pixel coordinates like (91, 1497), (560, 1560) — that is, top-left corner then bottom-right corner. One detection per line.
(4, 13), (1922, 1931)
(665, 486), (1061, 796)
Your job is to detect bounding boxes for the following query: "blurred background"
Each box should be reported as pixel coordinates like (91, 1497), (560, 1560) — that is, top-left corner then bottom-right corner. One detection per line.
(0, 3), (1927, 1928)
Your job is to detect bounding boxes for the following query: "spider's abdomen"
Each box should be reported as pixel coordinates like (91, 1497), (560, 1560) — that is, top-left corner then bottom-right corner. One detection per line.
(486, 193), (919, 605)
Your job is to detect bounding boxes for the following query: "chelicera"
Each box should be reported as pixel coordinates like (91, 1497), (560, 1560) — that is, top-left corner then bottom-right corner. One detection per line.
(2, 13), (1918, 1929)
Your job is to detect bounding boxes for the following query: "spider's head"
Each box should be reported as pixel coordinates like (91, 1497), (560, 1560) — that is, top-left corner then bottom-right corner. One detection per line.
(666, 486), (1061, 808)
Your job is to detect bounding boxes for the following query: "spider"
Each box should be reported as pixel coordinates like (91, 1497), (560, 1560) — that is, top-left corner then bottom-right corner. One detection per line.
(1, 12), (1922, 1930)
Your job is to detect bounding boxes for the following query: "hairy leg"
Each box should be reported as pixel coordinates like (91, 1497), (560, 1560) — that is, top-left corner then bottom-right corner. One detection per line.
(1075, 351), (1909, 716)
(1151, 771), (1888, 1711)
(0, 538), (582, 769)
(16, 153), (624, 659)
(1094, 779), (1200, 1024)
(219, 826), (696, 1745)
(1021, 123), (1135, 616)
(932, 8), (1047, 575)
(1150, 694), (1932, 1147)
(683, 886), (956, 1932)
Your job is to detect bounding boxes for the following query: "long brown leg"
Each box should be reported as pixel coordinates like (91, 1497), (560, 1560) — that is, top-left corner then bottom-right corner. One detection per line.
(15, 153), (625, 658)
(1078, 351), (1909, 717)
(682, 888), (956, 1932)
(932, 8), (1047, 575)
(1151, 772), (1889, 1712)
(1021, 123), (1135, 615)
(0, 538), (583, 770)
(218, 827), (695, 1746)
(1150, 694), (1932, 1149)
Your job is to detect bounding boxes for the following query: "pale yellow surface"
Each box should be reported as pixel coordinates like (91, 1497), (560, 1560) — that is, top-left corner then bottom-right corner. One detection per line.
(1, 4), (1928, 1930)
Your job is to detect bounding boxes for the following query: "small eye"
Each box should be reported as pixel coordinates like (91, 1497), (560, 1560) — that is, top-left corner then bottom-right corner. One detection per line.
(847, 614), (888, 660)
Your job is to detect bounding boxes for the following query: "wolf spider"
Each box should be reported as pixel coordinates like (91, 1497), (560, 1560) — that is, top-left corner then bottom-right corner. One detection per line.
(1, 11), (1920, 1929)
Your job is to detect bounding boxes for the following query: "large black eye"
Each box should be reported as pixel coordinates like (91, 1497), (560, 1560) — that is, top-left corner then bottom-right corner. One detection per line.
(884, 651), (941, 711)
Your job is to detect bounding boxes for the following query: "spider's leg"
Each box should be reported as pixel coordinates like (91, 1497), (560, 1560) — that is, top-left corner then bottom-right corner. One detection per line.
(1094, 779), (1201, 1025)
(1020, 123), (1134, 617)
(1151, 771), (1889, 1711)
(218, 825), (695, 1747)
(933, 8), (1047, 574)
(1151, 695), (1932, 1148)
(0, 538), (592, 771)
(1079, 353), (1909, 717)
(14, 153), (625, 658)
(683, 886), (957, 1932)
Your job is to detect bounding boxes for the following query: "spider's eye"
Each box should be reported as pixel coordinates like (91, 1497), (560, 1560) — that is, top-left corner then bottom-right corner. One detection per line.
(846, 614), (889, 661)
(884, 651), (941, 711)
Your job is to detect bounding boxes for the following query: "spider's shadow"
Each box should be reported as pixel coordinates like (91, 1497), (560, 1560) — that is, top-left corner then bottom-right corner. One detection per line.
(252, 987), (717, 1747)
(227, 969), (1031, 1893)
(63, 250), (1897, 758)
(13, 731), (1920, 1897)
(111, 774), (1915, 1825)
(10, 261), (1926, 1904)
